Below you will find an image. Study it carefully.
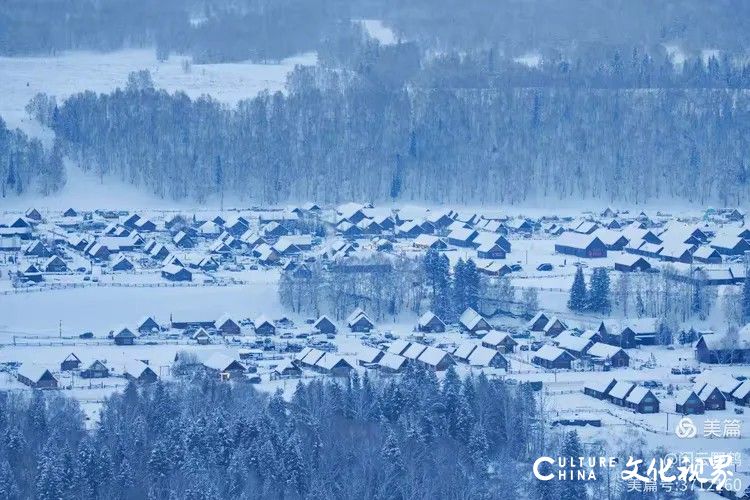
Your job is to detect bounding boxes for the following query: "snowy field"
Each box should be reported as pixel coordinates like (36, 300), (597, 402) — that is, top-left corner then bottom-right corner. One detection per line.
(0, 48), (316, 135)
(0, 282), (280, 338)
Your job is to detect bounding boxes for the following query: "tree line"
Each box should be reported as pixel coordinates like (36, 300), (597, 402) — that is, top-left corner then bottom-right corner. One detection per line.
(0, 366), (547, 499)
(32, 47), (749, 205)
(3, 0), (750, 66)
(0, 0), (341, 63)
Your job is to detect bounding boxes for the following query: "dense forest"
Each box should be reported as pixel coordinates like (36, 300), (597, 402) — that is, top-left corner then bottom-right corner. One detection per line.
(0, 118), (65, 198)
(4, 1), (750, 204)
(0, 0), (342, 62)
(37, 46), (750, 205)
(0, 366), (570, 499)
(3, 0), (750, 62)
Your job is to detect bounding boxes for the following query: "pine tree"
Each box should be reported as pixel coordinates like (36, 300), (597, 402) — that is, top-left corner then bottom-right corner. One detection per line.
(464, 259), (480, 311)
(0, 458), (19, 500)
(568, 266), (587, 312)
(453, 258), (467, 316)
(588, 268), (611, 314)
(468, 423), (489, 473)
(559, 431), (587, 500)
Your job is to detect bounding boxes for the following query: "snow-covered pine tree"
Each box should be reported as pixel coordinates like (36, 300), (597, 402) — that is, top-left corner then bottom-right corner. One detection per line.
(568, 266), (587, 312)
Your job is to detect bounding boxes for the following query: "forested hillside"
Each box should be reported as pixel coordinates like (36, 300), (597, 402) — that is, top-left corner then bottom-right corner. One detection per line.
(0, 367), (548, 499)
(43, 50), (750, 205)
(0, 118), (65, 198)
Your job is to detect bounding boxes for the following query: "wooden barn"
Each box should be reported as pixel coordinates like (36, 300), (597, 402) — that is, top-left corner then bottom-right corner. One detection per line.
(554, 233), (607, 258)
(625, 387), (660, 414)
(161, 264), (192, 282)
(60, 353), (81, 371)
(584, 377), (617, 399)
(418, 311), (446, 333)
(586, 343), (630, 367)
(467, 346), (508, 369)
(314, 315), (337, 334)
(17, 365), (58, 389)
(532, 345), (574, 369)
(526, 311), (549, 332)
(113, 327), (136, 346)
(614, 254), (651, 273)
(541, 317), (567, 337)
(124, 360), (158, 383)
(695, 330), (750, 364)
(694, 384), (726, 411)
(254, 315), (276, 336)
(81, 360), (110, 379)
(347, 309), (375, 333)
(459, 308), (491, 333)
(675, 390), (704, 415)
(137, 316), (160, 334)
(480, 331), (517, 353)
(215, 314), (241, 335)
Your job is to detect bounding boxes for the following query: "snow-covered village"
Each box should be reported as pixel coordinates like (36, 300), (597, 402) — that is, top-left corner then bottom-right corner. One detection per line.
(2, 1), (750, 499)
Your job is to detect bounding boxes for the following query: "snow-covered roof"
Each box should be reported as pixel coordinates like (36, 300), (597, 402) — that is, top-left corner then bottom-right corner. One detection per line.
(481, 330), (513, 347)
(417, 346), (451, 366)
(692, 246), (720, 260)
(378, 352), (407, 370)
(614, 253), (648, 267)
(414, 234), (442, 247)
(587, 343), (623, 359)
(453, 342), (478, 360)
(674, 389), (699, 406)
(526, 311), (548, 328)
(555, 231), (602, 249)
(447, 227), (477, 242)
(694, 372), (743, 395)
(459, 308), (487, 330)
(387, 339), (411, 355)
(533, 344), (568, 361)
(301, 348), (325, 365)
(18, 363), (54, 382)
(625, 386), (653, 405)
(403, 342), (428, 360)
(315, 354), (353, 371)
(554, 333), (591, 353)
(659, 242), (693, 259)
(733, 381), (750, 399)
(161, 263), (187, 275)
(357, 346), (382, 364)
(473, 231), (506, 247)
(467, 346), (503, 367)
(418, 311), (440, 327)
(608, 381), (635, 399)
(254, 314), (273, 328)
(346, 308), (366, 325)
(123, 359), (152, 378)
(583, 377), (616, 394)
(710, 234), (745, 250)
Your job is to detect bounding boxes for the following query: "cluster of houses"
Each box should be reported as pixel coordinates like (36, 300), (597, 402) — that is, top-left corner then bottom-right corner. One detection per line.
(333, 203), (517, 269)
(551, 209), (750, 285)
(583, 378), (660, 414)
(7, 206), (319, 285)
(107, 312), (289, 346)
(16, 355), (159, 389)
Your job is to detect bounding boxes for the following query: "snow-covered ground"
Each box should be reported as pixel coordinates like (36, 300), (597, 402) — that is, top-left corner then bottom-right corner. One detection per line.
(0, 48), (316, 135)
